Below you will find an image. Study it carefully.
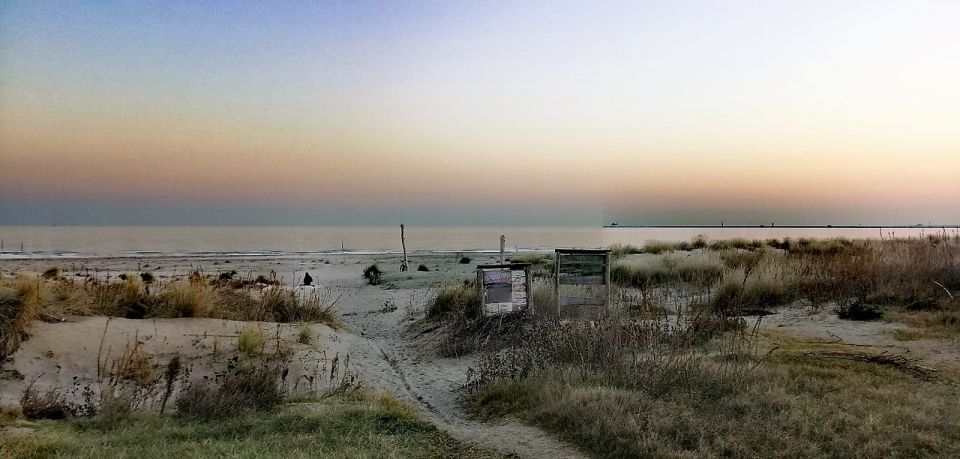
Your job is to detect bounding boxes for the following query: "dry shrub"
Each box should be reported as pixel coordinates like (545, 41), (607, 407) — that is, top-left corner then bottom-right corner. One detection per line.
(41, 267), (62, 280)
(157, 281), (210, 318)
(237, 326), (264, 357)
(612, 253), (723, 288)
(835, 299), (884, 321)
(20, 382), (78, 420)
(105, 339), (157, 386)
(468, 314), (758, 399)
(530, 280), (556, 315)
(175, 364), (284, 419)
(427, 283), (480, 319)
(0, 277), (39, 360)
(363, 264), (382, 285)
(708, 267), (789, 315)
(609, 243), (641, 259)
(297, 325), (313, 344)
(249, 288), (339, 325)
(439, 312), (529, 357)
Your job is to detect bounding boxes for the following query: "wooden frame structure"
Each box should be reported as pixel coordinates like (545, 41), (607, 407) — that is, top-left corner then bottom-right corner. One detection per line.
(476, 263), (533, 317)
(554, 248), (611, 317)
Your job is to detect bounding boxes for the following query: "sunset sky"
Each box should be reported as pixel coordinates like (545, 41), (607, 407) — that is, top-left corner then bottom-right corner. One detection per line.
(1, 1), (958, 226)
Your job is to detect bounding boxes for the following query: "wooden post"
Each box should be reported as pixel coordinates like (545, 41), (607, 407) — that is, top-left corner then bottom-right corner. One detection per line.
(604, 251), (612, 310)
(499, 235), (505, 264)
(554, 250), (561, 318)
(400, 224), (408, 272)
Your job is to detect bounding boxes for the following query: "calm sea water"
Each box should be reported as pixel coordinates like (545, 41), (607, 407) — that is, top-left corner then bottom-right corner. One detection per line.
(0, 226), (945, 259)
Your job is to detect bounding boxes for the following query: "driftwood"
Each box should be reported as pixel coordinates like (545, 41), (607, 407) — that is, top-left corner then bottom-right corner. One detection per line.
(804, 350), (937, 380)
(182, 333), (239, 338)
(38, 313), (67, 323)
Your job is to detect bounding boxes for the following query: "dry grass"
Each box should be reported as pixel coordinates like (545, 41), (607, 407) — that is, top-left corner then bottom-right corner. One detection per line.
(237, 326), (265, 357)
(612, 253), (725, 288)
(467, 315), (960, 457)
(0, 273), (340, 328)
(466, 236), (960, 457)
(426, 282), (481, 319)
(175, 364), (283, 419)
(0, 276), (40, 360)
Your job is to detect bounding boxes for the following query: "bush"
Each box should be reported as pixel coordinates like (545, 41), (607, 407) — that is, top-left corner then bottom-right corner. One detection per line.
(708, 269), (789, 315)
(297, 325), (313, 345)
(20, 383), (77, 420)
(427, 284), (481, 319)
(362, 264), (382, 285)
(609, 243), (641, 259)
(175, 365), (283, 419)
(1, 279), (38, 360)
(237, 326), (264, 356)
(417, 264), (430, 272)
(459, 256), (471, 264)
(42, 267), (62, 280)
(157, 281), (210, 318)
(836, 300), (884, 321)
(139, 272), (155, 284)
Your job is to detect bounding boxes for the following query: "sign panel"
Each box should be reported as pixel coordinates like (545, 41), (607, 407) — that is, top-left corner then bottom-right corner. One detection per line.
(478, 264), (531, 316)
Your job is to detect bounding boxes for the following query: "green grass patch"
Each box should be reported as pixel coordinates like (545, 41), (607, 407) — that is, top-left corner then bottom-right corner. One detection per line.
(2, 393), (501, 458)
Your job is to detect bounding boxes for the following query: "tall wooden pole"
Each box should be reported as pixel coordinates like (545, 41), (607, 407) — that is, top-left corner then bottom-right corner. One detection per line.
(400, 224), (408, 272)
(499, 235), (505, 264)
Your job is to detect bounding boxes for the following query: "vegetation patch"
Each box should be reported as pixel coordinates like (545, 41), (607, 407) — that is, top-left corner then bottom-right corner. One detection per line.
(362, 263), (382, 285)
(1, 394), (501, 458)
(426, 283), (481, 319)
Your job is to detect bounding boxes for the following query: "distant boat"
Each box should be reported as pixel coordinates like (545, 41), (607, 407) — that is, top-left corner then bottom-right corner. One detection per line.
(610, 222), (618, 226)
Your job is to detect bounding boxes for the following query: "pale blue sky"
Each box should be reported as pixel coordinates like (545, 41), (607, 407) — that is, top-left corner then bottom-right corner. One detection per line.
(1, 1), (958, 225)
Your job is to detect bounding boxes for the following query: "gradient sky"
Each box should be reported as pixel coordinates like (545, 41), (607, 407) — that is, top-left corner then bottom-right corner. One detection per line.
(1, 0), (958, 226)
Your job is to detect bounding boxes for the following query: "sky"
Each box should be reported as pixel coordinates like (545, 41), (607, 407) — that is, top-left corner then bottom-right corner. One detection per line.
(1, 0), (958, 226)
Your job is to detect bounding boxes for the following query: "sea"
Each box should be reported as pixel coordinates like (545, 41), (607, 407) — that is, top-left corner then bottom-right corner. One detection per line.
(0, 225), (952, 260)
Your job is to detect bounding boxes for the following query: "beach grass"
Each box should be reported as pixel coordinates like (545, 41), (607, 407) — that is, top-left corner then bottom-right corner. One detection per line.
(1, 393), (500, 459)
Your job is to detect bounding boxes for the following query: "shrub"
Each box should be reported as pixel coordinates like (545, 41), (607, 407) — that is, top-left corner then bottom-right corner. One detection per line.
(41, 267), (62, 280)
(20, 383), (77, 420)
(417, 264), (430, 272)
(427, 284), (481, 319)
(362, 264), (382, 285)
(1, 279), (39, 360)
(255, 288), (338, 325)
(836, 300), (884, 321)
(297, 325), (313, 345)
(642, 240), (674, 254)
(609, 244), (641, 259)
(708, 268), (789, 315)
(459, 256), (471, 264)
(237, 326), (264, 357)
(175, 365), (283, 419)
(612, 258), (671, 287)
(157, 281), (210, 318)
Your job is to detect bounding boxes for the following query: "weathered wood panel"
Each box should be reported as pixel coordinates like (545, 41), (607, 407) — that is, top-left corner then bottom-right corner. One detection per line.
(558, 255), (607, 265)
(558, 274), (605, 285)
